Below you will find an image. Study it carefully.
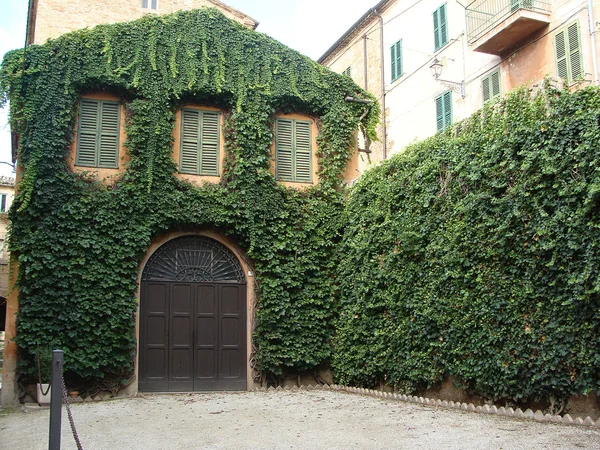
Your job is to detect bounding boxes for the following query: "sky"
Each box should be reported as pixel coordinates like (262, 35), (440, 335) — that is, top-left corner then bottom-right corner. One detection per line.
(0, 0), (377, 178)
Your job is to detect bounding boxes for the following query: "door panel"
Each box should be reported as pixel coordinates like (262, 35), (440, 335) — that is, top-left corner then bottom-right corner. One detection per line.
(140, 279), (246, 391)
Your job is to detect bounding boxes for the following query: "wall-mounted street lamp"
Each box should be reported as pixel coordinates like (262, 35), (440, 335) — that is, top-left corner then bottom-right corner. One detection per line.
(430, 58), (465, 98)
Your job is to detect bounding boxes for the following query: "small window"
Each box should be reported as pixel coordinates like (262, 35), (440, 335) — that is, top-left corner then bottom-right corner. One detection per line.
(391, 40), (403, 82)
(275, 118), (312, 183)
(433, 4), (448, 52)
(142, 0), (158, 9)
(482, 70), (501, 104)
(76, 98), (120, 168)
(0, 194), (6, 213)
(342, 67), (351, 78)
(554, 21), (583, 84)
(435, 91), (452, 132)
(180, 109), (220, 176)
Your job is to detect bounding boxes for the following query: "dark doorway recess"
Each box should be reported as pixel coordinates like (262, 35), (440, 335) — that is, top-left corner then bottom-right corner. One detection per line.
(139, 236), (247, 392)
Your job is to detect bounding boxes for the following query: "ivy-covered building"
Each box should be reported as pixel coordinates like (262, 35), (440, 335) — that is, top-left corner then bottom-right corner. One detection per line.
(0, 8), (378, 405)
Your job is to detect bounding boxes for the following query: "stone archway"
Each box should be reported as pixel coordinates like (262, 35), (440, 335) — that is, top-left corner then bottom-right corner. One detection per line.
(138, 235), (247, 392)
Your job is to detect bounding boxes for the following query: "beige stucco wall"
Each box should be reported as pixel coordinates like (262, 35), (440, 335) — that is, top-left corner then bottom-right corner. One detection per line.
(323, 0), (600, 164)
(31, 0), (257, 44)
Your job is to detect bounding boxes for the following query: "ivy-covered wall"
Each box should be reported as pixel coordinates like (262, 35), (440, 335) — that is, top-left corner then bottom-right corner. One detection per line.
(0, 9), (378, 387)
(335, 85), (600, 405)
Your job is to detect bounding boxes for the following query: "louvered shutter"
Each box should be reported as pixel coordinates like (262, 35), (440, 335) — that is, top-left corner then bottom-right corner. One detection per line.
(181, 109), (200, 174)
(98, 101), (119, 168)
(433, 9), (440, 51)
(436, 95), (444, 132)
(276, 119), (294, 181)
(482, 76), (491, 103)
(294, 121), (312, 183)
(439, 5), (448, 48)
(391, 40), (402, 81)
(482, 71), (501, 104)
(391, 44), (397, 81)
(200, 111), (219, 175)
(491, 71), (500, 98)
(567, 21), (582, 81)
(76, 99), (100, 167)
(555, 29), (569, 81)
(443, 91), (452, 129)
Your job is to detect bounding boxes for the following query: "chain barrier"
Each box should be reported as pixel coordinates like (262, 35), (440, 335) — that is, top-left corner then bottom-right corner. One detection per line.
(58, 360), (85, 450)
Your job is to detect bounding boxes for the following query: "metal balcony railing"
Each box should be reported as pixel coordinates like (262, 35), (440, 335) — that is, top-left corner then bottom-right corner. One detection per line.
(466, 0), (552, 43)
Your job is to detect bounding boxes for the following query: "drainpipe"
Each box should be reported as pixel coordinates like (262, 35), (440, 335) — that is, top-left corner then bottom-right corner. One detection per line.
(363, 34), (368, 90)
(588, 0), (599, 85)
(374, 10), (387, 160)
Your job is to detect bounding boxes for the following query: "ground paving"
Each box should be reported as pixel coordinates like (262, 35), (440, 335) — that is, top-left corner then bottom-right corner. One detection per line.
(1, 390), (599, 449)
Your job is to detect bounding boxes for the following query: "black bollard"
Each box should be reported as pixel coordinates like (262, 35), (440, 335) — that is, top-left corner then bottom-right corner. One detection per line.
(48, 350), (64, 450)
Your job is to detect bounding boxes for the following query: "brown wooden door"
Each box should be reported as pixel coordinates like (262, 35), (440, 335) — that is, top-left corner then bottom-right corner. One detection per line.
(140, 281), (246, 391)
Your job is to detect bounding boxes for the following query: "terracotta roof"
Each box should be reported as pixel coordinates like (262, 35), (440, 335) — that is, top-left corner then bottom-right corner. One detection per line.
(317, 0), (395, 64)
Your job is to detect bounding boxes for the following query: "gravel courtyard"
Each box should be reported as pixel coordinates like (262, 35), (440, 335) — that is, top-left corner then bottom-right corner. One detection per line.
(1, 390), (599, 449)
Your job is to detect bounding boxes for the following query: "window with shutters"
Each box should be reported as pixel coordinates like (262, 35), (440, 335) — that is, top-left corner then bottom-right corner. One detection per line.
(391, 40), (403, 82)
(76, 98), (120, 169)
(482, 70), (501, 104)
(275, 118), (313, 183)
(435, 91), (452, 132)
(554, 21), (583, 84)
(142, 0), (158, 9)
(179, 108), (220, 176)
(433, 4), (448, 52)
(0, 194), (6, 213)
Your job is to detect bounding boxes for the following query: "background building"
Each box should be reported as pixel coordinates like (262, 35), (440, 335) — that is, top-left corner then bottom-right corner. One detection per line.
(319, 0), (600, 171)
(25, 0), (258, 45)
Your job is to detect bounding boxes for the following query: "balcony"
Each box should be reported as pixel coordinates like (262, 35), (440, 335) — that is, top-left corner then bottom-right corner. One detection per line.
(466, 0), (551, 55)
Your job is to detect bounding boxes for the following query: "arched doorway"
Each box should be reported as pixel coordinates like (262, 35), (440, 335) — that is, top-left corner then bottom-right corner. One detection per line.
(139, 236), (247, 392)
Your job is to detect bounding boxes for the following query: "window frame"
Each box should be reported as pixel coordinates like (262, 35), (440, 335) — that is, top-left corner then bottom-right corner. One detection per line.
(179, 108), (221, 177)
(481, 70), (501, 104)
(0, 194), (6, 213)
(75, 98), (120, 169)
(275, 118), (313, 184)
(142, 0), (158, 9)
(554, 20), (583, 84)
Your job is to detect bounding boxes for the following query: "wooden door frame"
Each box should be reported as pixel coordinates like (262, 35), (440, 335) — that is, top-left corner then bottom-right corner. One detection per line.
(126, 230), (258, 395)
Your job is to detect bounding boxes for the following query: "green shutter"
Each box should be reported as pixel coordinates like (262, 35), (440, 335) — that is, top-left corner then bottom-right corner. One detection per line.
(276, 119), (294, 181)
(555, 21), (583, 83)
(98, 101), (119, 168)
(433, 9), (440, 51)
(391, 40), (402, 82)
(76, 99), (99, 167)
(76, 99), (119, 168)
(554, 29), (568, 80)
(482, 70), (501, 104)
(294, 121), (312, 183)
(181, 109), (200, 174)
(435, 91), (452, 132)
(200, 111), (219, 175)
(276, 118), (312, 183)
(433, 5), (448, 52)
(491, 71), (500, 98)
(180, 109), (220, 176)
(567, 21), (582, 81)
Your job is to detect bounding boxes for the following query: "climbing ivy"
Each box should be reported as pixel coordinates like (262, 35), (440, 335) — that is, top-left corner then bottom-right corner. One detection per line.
(335, 84), (600, 404)
(0, 9), (378, 387)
